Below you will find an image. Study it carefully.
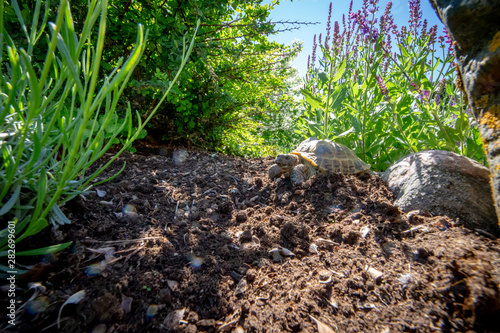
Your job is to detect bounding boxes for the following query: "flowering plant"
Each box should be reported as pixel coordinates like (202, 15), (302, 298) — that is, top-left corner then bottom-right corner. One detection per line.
(299, 0), (485, 170)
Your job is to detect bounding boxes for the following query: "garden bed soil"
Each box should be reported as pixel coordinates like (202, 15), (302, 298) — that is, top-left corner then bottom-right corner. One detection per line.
(2, 146), (500, 332)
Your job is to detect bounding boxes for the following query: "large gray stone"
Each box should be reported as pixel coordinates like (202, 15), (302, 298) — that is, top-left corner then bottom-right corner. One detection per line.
(430, 0), (500, 230)
(382, 150), (499, 235)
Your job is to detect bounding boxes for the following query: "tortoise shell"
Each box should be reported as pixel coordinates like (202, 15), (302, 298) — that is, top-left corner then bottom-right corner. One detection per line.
(290, 138), (370, 174)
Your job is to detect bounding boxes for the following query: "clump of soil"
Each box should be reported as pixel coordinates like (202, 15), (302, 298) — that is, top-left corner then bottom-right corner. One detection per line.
(2, 149), (500, 332)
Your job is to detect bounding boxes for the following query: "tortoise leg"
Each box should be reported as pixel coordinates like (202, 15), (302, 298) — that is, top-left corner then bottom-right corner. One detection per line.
(291, 164), (308, 185)
(268, 164), (283, 180)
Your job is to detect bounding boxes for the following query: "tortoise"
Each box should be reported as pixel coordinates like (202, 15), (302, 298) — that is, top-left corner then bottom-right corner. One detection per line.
(268, 137), (370, 184)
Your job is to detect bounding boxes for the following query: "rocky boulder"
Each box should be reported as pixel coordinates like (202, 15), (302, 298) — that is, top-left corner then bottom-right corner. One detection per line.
(382, 150), (499, 235)
(430, 0), (500, 229)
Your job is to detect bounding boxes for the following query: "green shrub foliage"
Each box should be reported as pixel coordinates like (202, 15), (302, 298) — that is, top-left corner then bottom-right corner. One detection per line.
(6, 0), (302, 155)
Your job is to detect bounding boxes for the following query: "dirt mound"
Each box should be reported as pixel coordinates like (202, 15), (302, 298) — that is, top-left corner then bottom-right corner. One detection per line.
(2, 151), (500, 332)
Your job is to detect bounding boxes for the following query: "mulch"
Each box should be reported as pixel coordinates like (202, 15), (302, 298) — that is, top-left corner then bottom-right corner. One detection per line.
(2, 148), (500, 332)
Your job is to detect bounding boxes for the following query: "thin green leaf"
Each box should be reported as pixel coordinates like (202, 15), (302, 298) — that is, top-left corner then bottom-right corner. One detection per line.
(11, 0), (30, 42)
(0, 185), (21, 216)
(51, 24), (84, 97)
(19, 49), (41, 114)
(1, 242), (73, 257)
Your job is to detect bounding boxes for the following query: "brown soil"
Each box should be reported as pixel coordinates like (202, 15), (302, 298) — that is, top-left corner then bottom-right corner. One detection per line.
(2, 148), (500, 333)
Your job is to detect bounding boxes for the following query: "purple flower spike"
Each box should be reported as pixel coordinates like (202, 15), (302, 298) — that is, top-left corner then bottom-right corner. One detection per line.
(401, 26), (407, 37)
(380, 2), (393, 33)
(428, 24), (438, 50)
(311, 34), (317, 68)
(421, 19), (428, 36)
(419, 89), (430, 101)
(443, 27), (454, 53)
(437, 78), (446, 94)
(408, 0), (422, 32)
(376, 76), (390, 100)
(326, 2), (332, 46)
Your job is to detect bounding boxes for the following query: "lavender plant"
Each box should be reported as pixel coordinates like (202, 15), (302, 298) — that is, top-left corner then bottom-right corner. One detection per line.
(0, 0), (197, 269)
(299, 0), (485, 170)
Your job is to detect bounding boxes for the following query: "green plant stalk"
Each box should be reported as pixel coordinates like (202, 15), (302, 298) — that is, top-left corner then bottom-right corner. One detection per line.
(431, 106), (454, 146)
(391, 102), (416, 153)
(1, 0), (169, 251)
(27, 0), (43, 55)
(0, 0), (67, 203)
(63, 0), (107, 168)
(459, 89), (467, 153)
(324, 57), (335, 135)
(0, 0), (3, 62)
(38, 0), (67, 91)
(36, 0), (121, 224)
(359, 10), (378, 160)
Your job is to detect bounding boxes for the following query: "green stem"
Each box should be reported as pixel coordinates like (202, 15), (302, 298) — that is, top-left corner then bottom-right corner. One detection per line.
(324, 57), (335, 135)
(391, 102), (416, 153)
(38, 0), (67, 91)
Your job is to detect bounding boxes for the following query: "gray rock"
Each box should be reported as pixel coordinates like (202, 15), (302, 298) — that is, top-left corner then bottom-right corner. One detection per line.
(430, 0), (500, 231)
(172, 149), (188, 165)
(382, 150), (499, 235)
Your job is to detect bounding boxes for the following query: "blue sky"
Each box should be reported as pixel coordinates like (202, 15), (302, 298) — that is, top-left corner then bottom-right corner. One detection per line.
(266, 0), (445, 78)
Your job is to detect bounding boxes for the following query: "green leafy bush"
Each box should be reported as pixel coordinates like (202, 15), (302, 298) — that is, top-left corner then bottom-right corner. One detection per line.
(52, 0), (303, 156)
(299, 0), (485, 170)
(0, 0), (196, 268)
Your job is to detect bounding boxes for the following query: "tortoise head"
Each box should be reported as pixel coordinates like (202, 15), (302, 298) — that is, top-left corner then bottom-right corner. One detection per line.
(275, 154), (300, 171)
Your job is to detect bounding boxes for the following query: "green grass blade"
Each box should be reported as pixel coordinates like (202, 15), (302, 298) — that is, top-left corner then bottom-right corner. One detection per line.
(51, 25), (84, 97)
(0, 242), (72, 257)
(11, 0), (30, 42)
(19, 49), (41, 114)
(0, 185), (21, 216)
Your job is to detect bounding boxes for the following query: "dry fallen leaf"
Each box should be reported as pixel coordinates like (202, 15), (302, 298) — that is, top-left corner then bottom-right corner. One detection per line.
(57, 290), (86, 328)
(121, 293), (133, 314)
(309, 315), (336, 333)
(197, 319), (216, 327)
(316, 238), (340, 246)
(91, 323), (107, 333)
(279, 247), (295, 256)
(365, 265), (383, 281)
(235, 278), (248, 295)
(218, 319), (237, 332)
(96, 189), (106, 198)
(360, 226), (370, 238)
(166, 279), (179, 291)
